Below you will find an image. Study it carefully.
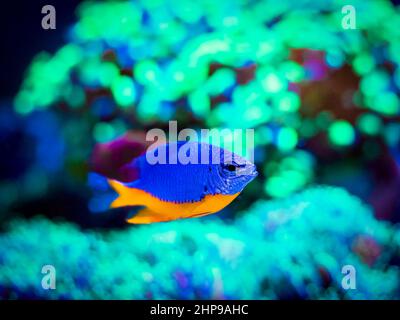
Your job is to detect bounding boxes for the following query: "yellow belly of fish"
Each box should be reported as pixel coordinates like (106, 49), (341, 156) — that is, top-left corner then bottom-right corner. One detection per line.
(108, 179), (239, 224)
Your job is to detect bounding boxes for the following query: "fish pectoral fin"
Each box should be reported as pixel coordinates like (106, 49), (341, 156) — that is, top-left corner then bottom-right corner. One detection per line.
(126, 207), (170, 224)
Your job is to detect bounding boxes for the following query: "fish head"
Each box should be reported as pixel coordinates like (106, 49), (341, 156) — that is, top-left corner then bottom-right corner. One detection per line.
(208, 146), (258, 195)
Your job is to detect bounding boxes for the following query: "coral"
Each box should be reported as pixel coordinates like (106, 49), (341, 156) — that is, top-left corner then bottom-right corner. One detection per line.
(1, 186), (399, 299)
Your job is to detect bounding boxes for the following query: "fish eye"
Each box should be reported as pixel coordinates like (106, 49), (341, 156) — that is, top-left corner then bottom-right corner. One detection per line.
(226, 164), (236, 172)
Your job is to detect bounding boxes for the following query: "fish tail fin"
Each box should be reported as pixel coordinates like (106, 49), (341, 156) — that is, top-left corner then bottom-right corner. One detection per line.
(108, 179), (140, 209)
(87, 172), (120, 213)
(88, 172), (142, 212)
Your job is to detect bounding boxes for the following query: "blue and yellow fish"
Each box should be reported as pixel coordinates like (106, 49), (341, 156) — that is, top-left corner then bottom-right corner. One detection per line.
(89, 139), (257, 224)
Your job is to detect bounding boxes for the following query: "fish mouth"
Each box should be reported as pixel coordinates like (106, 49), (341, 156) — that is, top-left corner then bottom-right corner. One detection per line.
(248, 168), (258, 178)
(237, 165), (258, 178)
(248, 163), (258, 178)
(250, 170), (258, 178)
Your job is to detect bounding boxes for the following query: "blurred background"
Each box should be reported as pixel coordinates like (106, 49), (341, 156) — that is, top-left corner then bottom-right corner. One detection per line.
(1, 0), (400, 299)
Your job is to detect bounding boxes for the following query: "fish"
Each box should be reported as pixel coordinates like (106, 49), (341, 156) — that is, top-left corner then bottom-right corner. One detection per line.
(89, 138), (257, 224)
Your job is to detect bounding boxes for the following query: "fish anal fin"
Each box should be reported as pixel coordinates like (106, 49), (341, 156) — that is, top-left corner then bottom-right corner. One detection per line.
(126, 208), (171, 224)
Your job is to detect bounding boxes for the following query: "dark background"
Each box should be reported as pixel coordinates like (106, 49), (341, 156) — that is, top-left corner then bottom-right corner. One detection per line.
(0, 0), (82, 100)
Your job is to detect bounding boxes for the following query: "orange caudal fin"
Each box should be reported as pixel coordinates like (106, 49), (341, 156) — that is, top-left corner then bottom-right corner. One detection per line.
(126, 208), (172, 224)
(108, 179), (142, 208)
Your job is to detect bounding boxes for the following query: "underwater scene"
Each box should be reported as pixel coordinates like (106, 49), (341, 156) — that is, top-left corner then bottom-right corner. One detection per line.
(1, 0), (400, 300)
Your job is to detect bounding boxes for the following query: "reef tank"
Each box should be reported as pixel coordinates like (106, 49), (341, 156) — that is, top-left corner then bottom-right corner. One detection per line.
(1, 0), (400, 302)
